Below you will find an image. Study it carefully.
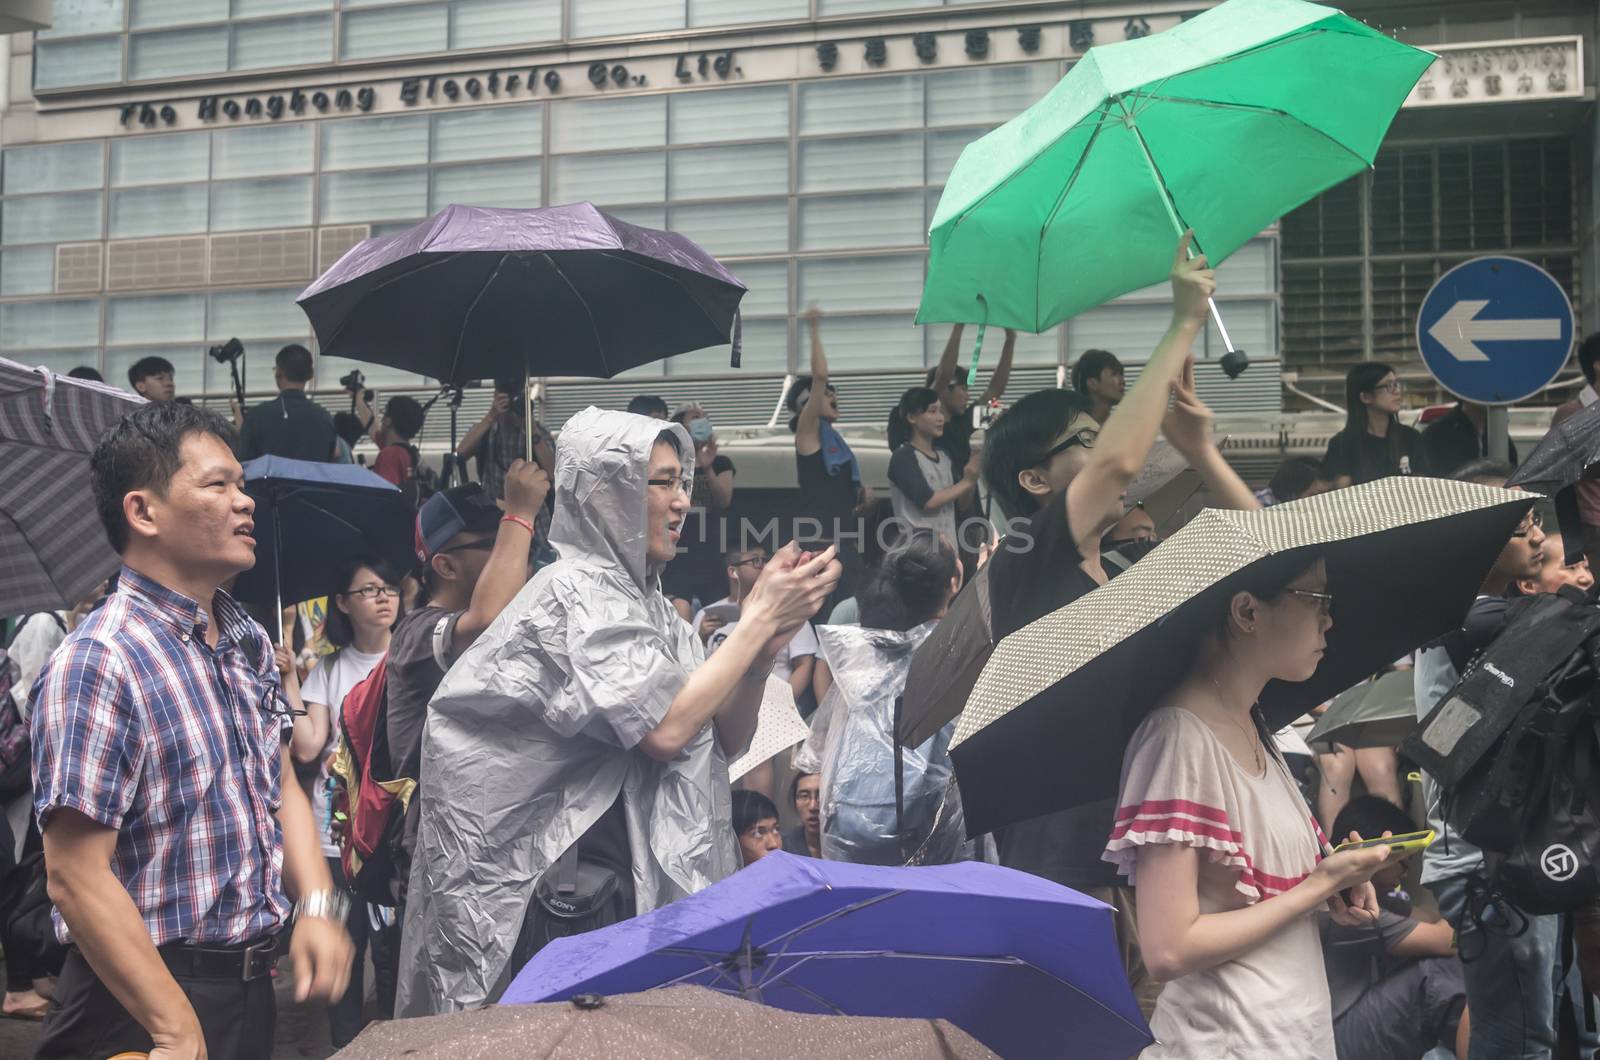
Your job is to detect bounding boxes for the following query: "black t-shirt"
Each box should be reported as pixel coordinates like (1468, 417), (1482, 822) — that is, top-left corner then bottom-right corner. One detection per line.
(985, 490), (1122, 888)
(938, 406), (977, 481)
(385, 605), (461, 782)
(238, 390), (337, 464)
(1421, 406), (1518, 478)
(795, 448), (859, 543)
(1322, 424), (1423, 485)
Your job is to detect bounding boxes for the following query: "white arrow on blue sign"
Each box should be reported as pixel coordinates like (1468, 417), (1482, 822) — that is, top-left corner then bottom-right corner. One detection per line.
(1416, 255), (1575, 406)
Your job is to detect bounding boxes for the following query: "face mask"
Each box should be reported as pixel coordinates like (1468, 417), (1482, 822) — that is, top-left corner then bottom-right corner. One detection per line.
(688, 417), (714, 444)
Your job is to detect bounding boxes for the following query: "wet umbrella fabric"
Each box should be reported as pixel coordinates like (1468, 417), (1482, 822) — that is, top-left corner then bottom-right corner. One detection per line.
(334, 985), (995, 1060)
(1305, 669), (1417, 750)
(230, 456), (416, 612)
(297, 202), (747, 385)
(502, 851), (1151, 1060)
(918, 0), (1433, 332)
(950, 477), (1531, 836)
(1509, 399), (1600, 565)
(0, 358), (141, 613)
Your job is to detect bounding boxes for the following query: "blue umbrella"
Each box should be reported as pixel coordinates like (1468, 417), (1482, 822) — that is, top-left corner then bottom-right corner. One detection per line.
(231, 456), (416, 616)
(502, 852), (1150, 1059)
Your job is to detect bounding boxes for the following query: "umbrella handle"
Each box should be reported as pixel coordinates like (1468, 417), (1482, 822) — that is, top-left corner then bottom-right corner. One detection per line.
(524, 362), (533, 464)
(967, 294), (989, 383)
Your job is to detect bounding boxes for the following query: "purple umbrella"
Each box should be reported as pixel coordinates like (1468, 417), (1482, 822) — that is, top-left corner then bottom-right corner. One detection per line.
(297, 202), (747, 388)
(502, 851), (1150, 1059)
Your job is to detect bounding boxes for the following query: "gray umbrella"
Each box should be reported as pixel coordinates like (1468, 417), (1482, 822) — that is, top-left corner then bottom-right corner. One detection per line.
(950, 477), (1532, 835)
(1306, 669), (1417, 750)
(0, 358), (141, 613)
(297, 202), (748, 387)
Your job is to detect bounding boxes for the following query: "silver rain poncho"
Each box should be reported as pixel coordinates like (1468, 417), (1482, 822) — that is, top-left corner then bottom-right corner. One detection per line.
(396, 406), (738, 1017)
(809, 623), (970, 867)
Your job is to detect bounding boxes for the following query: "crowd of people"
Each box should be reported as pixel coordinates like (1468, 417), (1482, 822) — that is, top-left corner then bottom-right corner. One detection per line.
(5, 240), (1600, 1060)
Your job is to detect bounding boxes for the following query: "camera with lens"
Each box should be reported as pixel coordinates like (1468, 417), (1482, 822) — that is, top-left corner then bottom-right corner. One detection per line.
(339, 369), (366, 393)
(208, 337), (244, 364)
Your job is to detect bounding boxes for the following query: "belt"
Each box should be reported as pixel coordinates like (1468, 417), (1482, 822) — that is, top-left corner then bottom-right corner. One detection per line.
(156, 933), (284, 982)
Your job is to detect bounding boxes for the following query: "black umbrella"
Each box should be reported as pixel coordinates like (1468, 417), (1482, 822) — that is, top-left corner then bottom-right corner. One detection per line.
(1508, 400), (1600, 565)
(298, 201), (746, 385)
(231, 456), (417, 620)
(1305, 669), (1416, 750)
(948, 477), (1531, 836)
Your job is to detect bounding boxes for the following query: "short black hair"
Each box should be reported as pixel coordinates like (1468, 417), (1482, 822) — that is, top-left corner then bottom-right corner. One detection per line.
(724, 542), (768, 566)
(275, 344), (314, 384)
(69, 366), (104, 382)
(127, 355), (175, 388)
(1580, 333), (1600, 388)
(324, 554), (405, 648)
(1070, 349), (1122, 396)
(732, 789), (780, 835)
(788, 770), (818, 807)
(980, 388), (1091, 518)
(91, 400), (238, 553)
(384, 395), (425, 440)
(924, 365), (969, 389)
(1267, 457), (1329, 504)
(1331, 795), (1413, 846)
(1451, 458), (1514, 486)
(626, 394), (669, 418)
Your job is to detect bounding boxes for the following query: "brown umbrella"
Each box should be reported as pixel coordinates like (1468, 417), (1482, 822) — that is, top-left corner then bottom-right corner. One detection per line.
(334, 985), (995, 1059)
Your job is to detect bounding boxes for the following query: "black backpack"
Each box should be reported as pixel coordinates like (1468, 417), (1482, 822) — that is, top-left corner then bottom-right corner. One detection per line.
(1404, 587), (1600, 915)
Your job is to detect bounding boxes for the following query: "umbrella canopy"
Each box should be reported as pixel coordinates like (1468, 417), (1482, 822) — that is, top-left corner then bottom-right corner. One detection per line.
(297, 202), (747, 385)
(336, 985), (994, 1059)
(503, 851), (1150, 1059)
(917, 0), (1433, 331)
(0, 358), (142, 613)
(950, 477), (1531, 835)
(1306, 669), (1417, 750)
(899, 444), (1193, 749)
(730, 675), (811, 783)
(230, 456), (416, 612)
(1509, 400), (1600, 565)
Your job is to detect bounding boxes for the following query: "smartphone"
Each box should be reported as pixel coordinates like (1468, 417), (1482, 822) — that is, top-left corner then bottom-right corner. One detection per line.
(971, 400), (1002, 431)
(1332, 829), (1435, 856)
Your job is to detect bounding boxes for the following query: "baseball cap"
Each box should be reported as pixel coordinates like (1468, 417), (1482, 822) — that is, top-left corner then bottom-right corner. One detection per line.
(415, 483), (502, 562)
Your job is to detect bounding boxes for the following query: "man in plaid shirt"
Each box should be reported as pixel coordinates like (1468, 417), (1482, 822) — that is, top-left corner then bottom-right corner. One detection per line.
(30, 401), (353, 1060)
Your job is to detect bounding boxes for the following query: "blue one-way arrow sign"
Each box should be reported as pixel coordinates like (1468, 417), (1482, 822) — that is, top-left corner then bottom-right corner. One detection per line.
(1417, 256), (1575, 405)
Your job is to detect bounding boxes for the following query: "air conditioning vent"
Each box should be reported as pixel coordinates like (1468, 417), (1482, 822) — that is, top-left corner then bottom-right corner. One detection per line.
(209, 229), (313, 286)
(106, 236), (207, 291)
(318, 226), (370, 273)
(54, 243), (103, 293)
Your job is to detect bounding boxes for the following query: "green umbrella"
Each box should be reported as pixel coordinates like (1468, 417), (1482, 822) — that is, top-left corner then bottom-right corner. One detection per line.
(918, 0), (1433, 347)
(1306, 668), (1417, 749)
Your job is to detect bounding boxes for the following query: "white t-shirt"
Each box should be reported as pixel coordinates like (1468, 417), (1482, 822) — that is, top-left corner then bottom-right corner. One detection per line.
(301, 646), (386, 857)
(707, 620), (819, 684)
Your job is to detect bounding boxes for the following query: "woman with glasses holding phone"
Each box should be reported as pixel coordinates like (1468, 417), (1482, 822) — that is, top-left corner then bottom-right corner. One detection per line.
(291, 554), (404, 1047)
(1323, 364), (1423, 488)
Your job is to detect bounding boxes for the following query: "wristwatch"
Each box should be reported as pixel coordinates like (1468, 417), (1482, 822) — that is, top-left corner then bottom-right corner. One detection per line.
(295, 888), (351, 925)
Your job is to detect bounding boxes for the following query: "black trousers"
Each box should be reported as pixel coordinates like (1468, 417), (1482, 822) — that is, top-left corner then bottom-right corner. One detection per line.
(33, 944), (276, 1060)
(327, 855), (399, 1048)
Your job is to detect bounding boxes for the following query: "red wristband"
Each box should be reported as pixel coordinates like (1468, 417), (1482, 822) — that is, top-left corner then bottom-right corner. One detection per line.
(501, 513), (535, 535)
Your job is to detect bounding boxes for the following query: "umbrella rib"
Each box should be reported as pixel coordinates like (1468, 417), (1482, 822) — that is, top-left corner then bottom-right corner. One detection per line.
(318, 251), (464, 355)
(444, 252), (510, 386)
(755, 889), (909, 953)
(1122, 90), (1371, 170)
(1032, 107), (1113, 329)
(540, 252), (608, 377)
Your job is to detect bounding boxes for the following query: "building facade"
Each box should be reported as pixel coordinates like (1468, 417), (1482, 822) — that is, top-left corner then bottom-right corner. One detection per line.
(0, 0), (1593, 422)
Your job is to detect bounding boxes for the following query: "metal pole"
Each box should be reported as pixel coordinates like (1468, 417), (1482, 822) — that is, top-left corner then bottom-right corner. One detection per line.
(524, 361), (533, 464)
(1487, 404), (1511, 464)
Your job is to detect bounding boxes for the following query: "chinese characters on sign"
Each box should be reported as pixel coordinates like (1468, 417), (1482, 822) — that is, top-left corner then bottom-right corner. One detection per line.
(1406, 37), (1583, 108)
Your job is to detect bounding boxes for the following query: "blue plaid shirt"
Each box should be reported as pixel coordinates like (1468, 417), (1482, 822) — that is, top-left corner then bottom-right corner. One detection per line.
(31, 566), (293, 946)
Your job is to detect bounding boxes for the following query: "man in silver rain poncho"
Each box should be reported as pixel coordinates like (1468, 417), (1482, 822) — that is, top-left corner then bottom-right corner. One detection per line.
(397, 406), (840, 1015)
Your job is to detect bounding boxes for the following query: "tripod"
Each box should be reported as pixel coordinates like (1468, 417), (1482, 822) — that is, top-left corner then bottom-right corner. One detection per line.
(421, 384), (466, 487)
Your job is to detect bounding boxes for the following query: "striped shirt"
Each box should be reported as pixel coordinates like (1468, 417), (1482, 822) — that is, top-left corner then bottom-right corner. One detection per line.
(30, 566), (292, 946)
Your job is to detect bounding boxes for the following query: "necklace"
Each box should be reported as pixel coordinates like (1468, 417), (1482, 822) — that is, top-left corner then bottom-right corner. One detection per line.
(1209, 675), (1264, 775)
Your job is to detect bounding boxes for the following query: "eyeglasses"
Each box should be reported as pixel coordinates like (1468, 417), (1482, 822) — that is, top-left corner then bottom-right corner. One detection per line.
(1039, 427), (1099, 463)
(742, 824), (781, 841)
(793, 789), (820, 805)
(1286, 588), (1335, 616)
(647, 476), (693, 496)
(341, 584), (400, 601)
(1372, 379), (1405, 395)
(732, 555), (768, 569)
(1511, 510), (1545, 539)
(258, 684), (306, 721)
